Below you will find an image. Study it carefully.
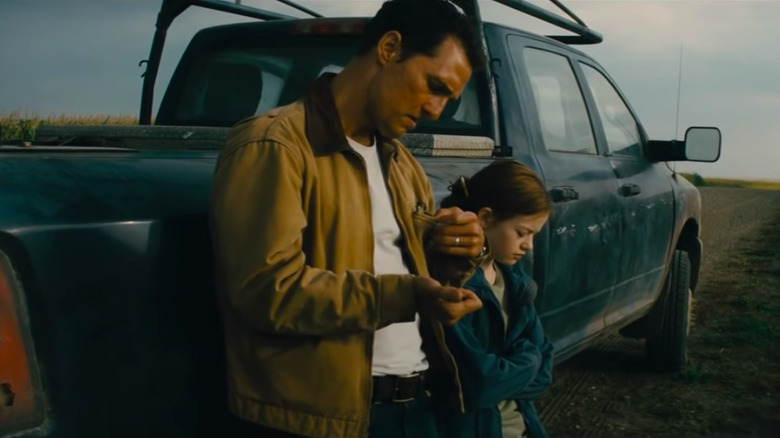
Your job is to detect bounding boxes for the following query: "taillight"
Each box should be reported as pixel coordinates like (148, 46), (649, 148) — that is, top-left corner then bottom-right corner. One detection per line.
(0, 251), (45, 435)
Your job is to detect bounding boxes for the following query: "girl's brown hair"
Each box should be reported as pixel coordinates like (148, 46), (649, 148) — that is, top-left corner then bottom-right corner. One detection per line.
(441, 160), (551, 220)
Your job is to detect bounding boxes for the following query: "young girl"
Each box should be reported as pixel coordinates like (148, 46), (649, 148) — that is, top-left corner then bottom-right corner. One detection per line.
(438, 160), (553, 438)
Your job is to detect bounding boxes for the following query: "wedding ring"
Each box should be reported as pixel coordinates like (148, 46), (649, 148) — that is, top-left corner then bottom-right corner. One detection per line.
(455, 236), (460, 247)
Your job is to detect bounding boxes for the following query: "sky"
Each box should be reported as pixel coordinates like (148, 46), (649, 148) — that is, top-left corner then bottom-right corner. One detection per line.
(1, 0), (778, 180)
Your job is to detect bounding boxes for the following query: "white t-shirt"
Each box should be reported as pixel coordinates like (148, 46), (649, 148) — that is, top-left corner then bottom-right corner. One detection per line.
(346, 136), (428, 376)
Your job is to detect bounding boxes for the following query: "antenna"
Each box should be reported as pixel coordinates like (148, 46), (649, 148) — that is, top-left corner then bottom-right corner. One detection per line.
(674, 44), (684, 139)
(670, 44), (684, 177)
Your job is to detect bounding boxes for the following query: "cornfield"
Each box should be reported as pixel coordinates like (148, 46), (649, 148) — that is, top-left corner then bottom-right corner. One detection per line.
(676, 173), (780, 191)
(0, 111), (138, 143)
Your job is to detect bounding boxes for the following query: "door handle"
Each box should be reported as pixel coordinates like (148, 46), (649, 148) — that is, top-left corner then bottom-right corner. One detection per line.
(550, 186), (580, 203)
(620, 183), (642, 197)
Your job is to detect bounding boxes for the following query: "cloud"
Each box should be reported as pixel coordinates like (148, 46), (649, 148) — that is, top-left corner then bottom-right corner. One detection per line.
(0, 0), (777, 180)
(552, 1), (780, 180)
(567, 2), (771, 54)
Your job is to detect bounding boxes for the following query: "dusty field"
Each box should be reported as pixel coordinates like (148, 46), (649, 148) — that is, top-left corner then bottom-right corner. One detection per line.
(538, 187), (780, 437)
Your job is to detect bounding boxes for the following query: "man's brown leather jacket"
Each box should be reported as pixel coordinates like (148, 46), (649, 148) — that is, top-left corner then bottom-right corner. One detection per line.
(210, 75), (475, 438)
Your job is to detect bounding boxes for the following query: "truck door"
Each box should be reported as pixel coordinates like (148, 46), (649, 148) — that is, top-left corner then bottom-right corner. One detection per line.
(502, 35), (622, 357)
(576, 62), (675, 325)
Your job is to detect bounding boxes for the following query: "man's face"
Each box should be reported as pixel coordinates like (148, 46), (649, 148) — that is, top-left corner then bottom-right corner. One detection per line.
(369, 35), (473, 139)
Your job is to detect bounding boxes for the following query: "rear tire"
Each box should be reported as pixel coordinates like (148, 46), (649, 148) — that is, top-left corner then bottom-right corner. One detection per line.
(646, 250), (692, 372)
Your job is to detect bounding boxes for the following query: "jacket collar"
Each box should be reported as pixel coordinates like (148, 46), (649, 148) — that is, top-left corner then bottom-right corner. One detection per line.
(303, 73), (398, 162)
(464, 263), (537, 306)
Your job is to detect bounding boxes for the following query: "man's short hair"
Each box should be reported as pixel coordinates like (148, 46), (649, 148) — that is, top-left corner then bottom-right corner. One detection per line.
(356, 0), (486, 70)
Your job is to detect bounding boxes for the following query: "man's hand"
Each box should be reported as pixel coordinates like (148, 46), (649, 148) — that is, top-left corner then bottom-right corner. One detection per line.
(429, 207), (484, 258)
(414, 276), (482, 325)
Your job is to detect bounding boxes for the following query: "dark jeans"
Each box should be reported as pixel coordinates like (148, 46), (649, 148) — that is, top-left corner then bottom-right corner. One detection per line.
(232, 405), (438, 438)
(230, 416), (307, 438)
(230, 391), (439, 438)
(368, 391), (440, 438)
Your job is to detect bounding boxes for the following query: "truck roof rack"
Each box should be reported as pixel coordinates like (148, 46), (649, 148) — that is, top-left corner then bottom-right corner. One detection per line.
(139, 0), (602, 125)
(140, 0), (321, 124)
(488, 0), (602, 45)
(449, 0), (603, 144)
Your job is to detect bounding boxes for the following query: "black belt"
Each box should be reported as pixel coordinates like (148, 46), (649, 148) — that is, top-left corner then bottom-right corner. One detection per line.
(372, 371), (428, 404)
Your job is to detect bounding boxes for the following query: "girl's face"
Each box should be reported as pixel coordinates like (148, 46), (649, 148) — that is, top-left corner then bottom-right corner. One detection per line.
(479, 209), (549, 265)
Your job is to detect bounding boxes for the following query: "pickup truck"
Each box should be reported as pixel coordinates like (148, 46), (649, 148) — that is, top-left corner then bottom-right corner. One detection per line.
(0, 0), (721, 436)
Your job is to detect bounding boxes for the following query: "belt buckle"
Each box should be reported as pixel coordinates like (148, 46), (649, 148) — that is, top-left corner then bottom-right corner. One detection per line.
(392, 373), (419, 403)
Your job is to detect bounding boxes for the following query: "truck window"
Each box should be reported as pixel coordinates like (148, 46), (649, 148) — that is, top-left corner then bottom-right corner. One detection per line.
(159, 35), (483, 135)
(522, 47), (597, 155)
(168, 45), (353, 127)
(580, 63), (642, 156)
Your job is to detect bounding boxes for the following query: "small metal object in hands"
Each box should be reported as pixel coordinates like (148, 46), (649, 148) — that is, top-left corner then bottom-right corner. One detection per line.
(455, 236), (460, 247)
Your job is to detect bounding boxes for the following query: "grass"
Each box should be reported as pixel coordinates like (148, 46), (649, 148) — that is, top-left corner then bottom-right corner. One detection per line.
(698, 277), (777, 349)
(695, 219), (780, 352)
(678, 364), (707, 384)
(0, 111), (138, 143)
(680, 172), (780, 190)
(714, 315), (774, 347)
(681, 217), (780, 435)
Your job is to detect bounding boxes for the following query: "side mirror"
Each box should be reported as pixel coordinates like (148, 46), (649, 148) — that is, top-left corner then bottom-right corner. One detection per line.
(646, 126), (721, 162)
(683, 127), (721, 162)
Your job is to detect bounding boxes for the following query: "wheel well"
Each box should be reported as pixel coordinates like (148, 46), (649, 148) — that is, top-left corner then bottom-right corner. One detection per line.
(675, 219), (701, 292)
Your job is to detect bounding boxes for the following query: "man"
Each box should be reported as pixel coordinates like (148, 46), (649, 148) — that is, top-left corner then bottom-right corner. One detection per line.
(209, 1), (487, 437)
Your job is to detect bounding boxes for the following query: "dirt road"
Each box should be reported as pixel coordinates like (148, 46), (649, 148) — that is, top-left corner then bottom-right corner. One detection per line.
(537, 187), (780, 437)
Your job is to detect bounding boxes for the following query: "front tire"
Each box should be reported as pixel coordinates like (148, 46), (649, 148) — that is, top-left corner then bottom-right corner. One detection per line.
(646, 250), (692, 372)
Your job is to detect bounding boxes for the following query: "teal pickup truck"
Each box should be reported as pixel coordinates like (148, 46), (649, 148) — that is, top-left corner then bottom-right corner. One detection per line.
(0, 1), (721, 436)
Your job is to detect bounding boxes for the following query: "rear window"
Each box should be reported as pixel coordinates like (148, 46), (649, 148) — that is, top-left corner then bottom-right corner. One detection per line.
(157, 34), (483, 136)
